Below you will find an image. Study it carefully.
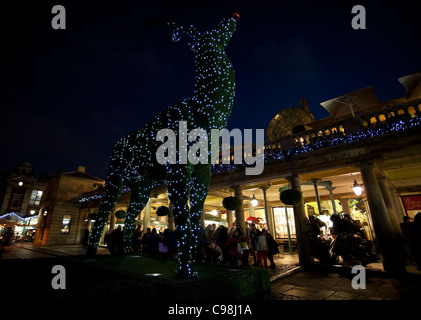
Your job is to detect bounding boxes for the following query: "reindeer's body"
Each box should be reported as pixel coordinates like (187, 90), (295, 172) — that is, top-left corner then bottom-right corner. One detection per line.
(87, 15), (238, 277)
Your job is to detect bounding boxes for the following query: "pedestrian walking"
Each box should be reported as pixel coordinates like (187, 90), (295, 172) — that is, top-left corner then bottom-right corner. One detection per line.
(249, 223), (258, 266)
(265, 229), (279, 269)
(256, 229), (268, 268)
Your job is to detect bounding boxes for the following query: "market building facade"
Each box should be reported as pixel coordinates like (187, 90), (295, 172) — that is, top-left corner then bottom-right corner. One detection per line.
(29, 72), (421, 273)
(0, 161), (46, 242)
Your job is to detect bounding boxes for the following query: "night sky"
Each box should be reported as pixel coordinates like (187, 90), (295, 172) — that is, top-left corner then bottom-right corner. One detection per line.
(1, 0), (420, 179)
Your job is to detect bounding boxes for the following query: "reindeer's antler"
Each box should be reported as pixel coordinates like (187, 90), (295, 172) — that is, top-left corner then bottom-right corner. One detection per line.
(168, 22), (200, 43)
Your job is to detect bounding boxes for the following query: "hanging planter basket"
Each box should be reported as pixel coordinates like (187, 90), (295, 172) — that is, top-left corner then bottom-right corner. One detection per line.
(156, 206), (170, 217)
(88, 212), (97, 220)
(114, 210), (126, 219)
(222, 196), (242, 211)
(280, 189), (302, 206)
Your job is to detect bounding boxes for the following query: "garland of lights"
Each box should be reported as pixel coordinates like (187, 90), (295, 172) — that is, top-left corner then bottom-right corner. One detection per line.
(87, 14), (239, 279)
(211, 112), (421, 174)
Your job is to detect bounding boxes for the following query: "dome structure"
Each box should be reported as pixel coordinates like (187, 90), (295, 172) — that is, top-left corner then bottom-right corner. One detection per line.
(266, 98), (315, 142)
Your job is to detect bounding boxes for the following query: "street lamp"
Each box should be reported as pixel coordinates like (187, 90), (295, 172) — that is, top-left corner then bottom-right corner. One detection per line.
(352, 179), (363, 196)
(250, 194), (258, 207)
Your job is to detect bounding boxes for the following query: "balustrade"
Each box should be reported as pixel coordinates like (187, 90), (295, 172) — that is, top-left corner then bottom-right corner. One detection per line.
(215, 98), (421, 173)
(264, 98), (421, 155)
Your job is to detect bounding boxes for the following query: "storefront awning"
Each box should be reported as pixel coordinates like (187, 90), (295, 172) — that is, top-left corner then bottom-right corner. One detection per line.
(0, 219), (25, 227)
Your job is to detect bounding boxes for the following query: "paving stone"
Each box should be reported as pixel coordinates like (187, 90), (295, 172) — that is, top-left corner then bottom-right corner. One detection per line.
(271, 284), (295, 293)
(283, 288), (313, 298)
(330, 291), (358, 299)
(306, 289), (335, 300)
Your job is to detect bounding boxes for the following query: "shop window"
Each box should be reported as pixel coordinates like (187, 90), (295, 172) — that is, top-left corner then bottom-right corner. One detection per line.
(10, 194), (22, 209)
(29, 190), (43, 206)
(61, 215), (71, 234)
(273, 207), (296, 239)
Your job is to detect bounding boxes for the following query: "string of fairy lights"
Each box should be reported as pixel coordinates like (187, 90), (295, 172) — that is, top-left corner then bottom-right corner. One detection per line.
(87, 15), (238, 278)
(86, 11), (419, 278)
(210, 111), (421, 174)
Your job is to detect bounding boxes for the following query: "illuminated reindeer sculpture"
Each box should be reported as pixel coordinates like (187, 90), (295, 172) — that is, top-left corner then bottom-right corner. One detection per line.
(87, 14), (239, 277)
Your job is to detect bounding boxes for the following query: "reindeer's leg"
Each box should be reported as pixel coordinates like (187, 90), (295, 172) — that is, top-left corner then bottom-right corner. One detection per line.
(122, 179), (152, 254)
(167, 165), (194, 278)
(87, 141), (126, 257)
(189, 164), (212, 262)
(86, 171), (123, 257)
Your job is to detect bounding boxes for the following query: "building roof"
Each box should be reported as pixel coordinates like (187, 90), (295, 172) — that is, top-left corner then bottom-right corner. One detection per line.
(61, 171), (104, 182)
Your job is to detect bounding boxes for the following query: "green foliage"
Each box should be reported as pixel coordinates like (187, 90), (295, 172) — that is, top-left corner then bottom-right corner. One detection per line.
(114, 210), (126, 219)
(222, 196), (242, 211)
(88, 212), (97, 220)
(280, 189), (302, 205)
(156, 206), (170, 216)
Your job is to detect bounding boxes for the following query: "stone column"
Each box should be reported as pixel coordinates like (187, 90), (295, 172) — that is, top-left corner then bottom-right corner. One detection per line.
(233, 185), (245, 231)
(110, 211), (116, 232)
(168, 203), (175, 230)
(143, 199), (151, 229)
(377, 176), (402, 236)
(310, 179), (323, 215)
(286, 174), (314, 266)
(340, 199), (351, 215)
(227, 210), (234, 228)
(359, 162), (406, 276)
(248, 201), (255, 217)
(325, 181), (337, 215)
(260, 186), (271, 233)
(267, 204), (275, 237)
(390, 187), (406, 224)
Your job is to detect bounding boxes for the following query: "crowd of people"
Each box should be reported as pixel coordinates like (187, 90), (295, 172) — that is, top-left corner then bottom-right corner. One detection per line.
(307, 213), (378, 266)
(197, 223), (280, 269)
(104, 224), (177, 258)
(103, 222), (282, 269)
(102, 211), (421, 272)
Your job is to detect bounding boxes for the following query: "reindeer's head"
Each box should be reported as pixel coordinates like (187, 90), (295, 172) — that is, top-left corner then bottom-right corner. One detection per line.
(169, 13), (239, 54)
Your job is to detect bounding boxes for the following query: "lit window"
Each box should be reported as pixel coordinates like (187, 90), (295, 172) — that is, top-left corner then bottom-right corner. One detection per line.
(29, 190), (43, 206)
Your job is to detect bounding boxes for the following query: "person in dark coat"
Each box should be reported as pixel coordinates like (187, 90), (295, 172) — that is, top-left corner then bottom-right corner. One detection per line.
(265, 229), (280, 269)
(147, 228), (160, 256)
(141, 227), (151, 254)
(410, 213), (421, 270)
(109, 225), (123, 255)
